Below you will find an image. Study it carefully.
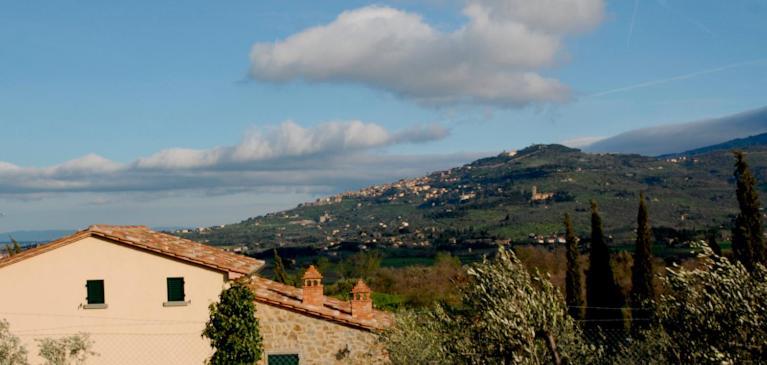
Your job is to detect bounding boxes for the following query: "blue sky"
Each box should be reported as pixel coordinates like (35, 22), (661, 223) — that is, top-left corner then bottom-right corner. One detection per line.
(1, 0), (766, 231)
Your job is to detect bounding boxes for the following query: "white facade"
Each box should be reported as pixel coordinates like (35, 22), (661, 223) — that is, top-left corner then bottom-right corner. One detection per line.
(0, 236), (228, 364)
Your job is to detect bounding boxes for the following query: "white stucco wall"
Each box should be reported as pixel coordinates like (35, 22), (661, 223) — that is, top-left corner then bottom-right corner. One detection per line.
(0, 236), (227, 364)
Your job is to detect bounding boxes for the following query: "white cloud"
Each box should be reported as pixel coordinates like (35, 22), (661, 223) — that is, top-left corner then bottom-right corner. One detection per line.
(470, 0), (604, 33)
(0, 162), (20, 172)
(135, 148), (225, 169)
(560, 136), (605, 148)
(47, 154), (123, 174)
(586, 106), (767, 156)
(0, 120), (455, 194)
(135, 120), (446, 169)
(249, 0), (604, 107)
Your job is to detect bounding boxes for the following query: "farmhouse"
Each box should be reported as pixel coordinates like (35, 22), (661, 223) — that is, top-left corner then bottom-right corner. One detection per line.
(0, 225), (389, 365)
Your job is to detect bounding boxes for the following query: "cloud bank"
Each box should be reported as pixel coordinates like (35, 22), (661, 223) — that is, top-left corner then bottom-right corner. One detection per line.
(249, 0), (604, 107)
(560, 136), (606, 148)
(585, 106), (767, 156)
(0, 121), (466, 195)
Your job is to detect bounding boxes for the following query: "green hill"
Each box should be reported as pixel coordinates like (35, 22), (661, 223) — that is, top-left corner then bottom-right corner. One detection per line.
(666, 132), (767, 157)
(177, 144), (767, 252)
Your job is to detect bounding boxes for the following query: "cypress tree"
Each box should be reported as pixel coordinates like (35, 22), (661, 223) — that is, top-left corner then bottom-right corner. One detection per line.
(4, 237), (21, 256)
(630, 193), (655, 332)
(10, 237), (21, 255)
(585, 201), (625, 329)
(564, 213), (585, 320)
(272, 249), (292, 285)
(706, 228), (722, 256)
(732, 151), (766, 271)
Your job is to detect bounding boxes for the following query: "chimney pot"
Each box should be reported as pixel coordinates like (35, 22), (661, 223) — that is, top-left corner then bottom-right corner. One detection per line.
(350, 279), (373, 320)
(302, 265), (324, 306)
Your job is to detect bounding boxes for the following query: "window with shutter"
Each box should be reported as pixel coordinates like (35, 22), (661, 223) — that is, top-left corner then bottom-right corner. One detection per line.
(268, 354), (299, 365)
(166, 277), (185, 302)
(86, 280), (105, 307)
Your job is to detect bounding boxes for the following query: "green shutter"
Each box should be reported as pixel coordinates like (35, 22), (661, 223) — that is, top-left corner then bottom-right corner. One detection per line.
(86, 280), (105, 304)
(268, 354), (299, 365)
(167, 277), (185, 302)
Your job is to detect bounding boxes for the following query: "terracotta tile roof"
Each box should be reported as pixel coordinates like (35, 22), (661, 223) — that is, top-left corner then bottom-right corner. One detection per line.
(0, 225), (264, 275)
(245, 276), (392, 331)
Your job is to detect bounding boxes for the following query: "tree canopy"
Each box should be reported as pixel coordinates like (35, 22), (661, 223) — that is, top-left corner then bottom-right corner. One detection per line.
(732, 151), (766, 271)
(382, 247), (599, 365)
(203, 282), (263, 365)
(630, 193), (655, 332)
(564, 213), (584, 320)
(585, 201), (625, 330)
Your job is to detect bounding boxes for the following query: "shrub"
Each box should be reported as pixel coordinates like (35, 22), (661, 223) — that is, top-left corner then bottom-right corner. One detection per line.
(372, 252), (467, 308)
(382, 247), (600, 364)
(379, 308), (450, 365)
(623, 248), (767, 363)
(203, 281), (263, 365)
(36, 333), (96, 365)
(0, 319), (28, 365)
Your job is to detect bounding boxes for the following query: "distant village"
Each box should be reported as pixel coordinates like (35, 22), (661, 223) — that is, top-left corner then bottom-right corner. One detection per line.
(172, 149), (582, 255)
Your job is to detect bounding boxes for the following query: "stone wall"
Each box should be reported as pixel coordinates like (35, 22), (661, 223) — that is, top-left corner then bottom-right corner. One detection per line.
(255, 302), (388, 365)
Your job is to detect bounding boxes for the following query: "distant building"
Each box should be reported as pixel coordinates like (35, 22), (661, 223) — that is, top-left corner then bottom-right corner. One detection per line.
(0, 225), (389, 365)
(530, 185), (555, 202)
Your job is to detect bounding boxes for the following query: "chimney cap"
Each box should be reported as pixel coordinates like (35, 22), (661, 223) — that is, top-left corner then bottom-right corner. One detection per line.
(303, 265), (323, 280)
(351, 279), (371, 294)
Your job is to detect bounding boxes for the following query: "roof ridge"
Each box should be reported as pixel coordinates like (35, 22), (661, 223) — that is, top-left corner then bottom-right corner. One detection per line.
(87, 224), (149, 230)
(246, 275), (392, 331)
(0, 225), (264, 275)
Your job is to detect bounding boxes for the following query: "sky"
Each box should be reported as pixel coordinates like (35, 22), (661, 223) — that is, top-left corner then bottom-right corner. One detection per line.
(1, 0), (766, 231)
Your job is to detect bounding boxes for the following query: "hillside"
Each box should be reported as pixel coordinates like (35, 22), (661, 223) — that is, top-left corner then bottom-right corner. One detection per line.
(177, 144), (767, 252)
(666, 132), (767, 157)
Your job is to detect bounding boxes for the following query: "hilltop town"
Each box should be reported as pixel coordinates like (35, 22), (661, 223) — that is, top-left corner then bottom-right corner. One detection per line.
(176, 143), (761, 259)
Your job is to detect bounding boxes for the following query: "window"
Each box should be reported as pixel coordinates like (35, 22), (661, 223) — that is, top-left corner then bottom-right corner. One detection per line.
(165, 277), (186, 305)
(85, 280), (106, 309)
(268, 354), (299, 365)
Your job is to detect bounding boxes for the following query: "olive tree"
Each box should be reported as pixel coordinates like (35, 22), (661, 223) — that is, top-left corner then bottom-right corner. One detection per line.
(379, 308), (450, 365)
(383, 247), (600, 365)
(36, 333), (96, 365)
(623, 247), (767, 363)
(0, 319), (28, 365)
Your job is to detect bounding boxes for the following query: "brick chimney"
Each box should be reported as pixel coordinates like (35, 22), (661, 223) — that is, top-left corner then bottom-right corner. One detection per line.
(302, 265), (324, 306)
(350, 279), (373, 320)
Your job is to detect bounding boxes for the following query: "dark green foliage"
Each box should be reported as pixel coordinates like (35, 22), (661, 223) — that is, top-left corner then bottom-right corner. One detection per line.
(203, 282), (263, 365)
(585, 201), (625, 330)
(337, 251), (382, 280)
(706, 228), (722, 256)
(272, 249), (292, 285)
(630, 193), (655, 332)
(731, 151), (766, 271)
(564, 213), (584, 320)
